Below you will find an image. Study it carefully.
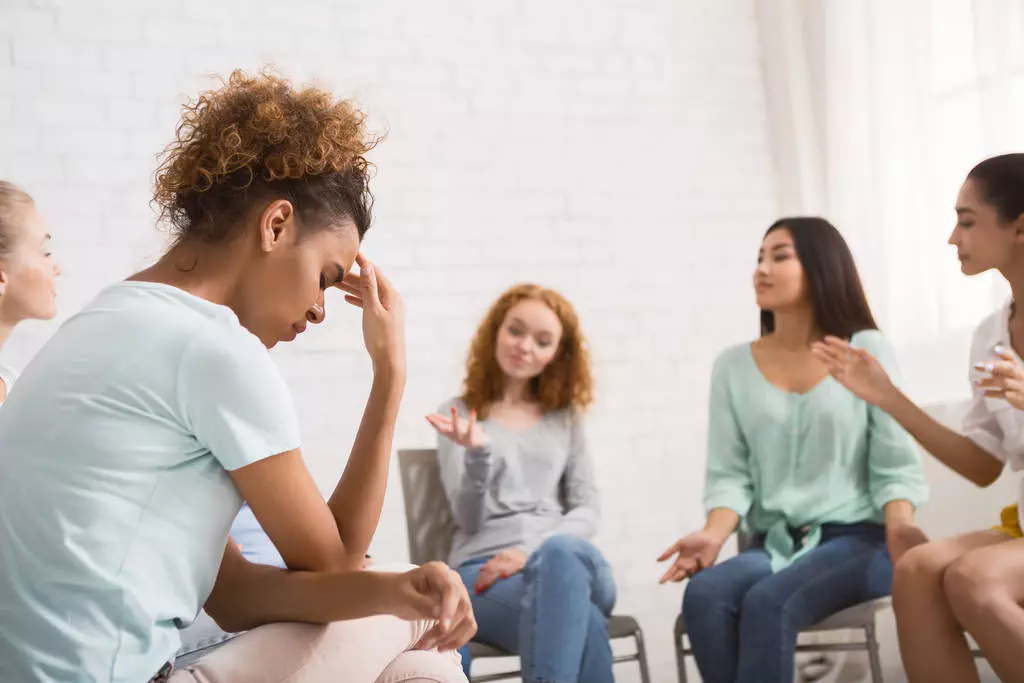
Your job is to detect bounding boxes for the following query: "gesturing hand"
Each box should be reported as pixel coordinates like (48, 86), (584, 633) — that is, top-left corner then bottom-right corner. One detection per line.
(425, 406), (489, 450)
(657, 530), (724, 584)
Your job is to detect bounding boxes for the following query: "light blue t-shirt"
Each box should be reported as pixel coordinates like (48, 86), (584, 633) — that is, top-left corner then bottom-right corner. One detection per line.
(0, 281), (301, 683)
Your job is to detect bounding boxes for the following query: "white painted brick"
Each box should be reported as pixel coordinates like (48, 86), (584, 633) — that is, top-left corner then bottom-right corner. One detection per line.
(0, 7), (56, 39)
(40, 67), (126, 97)
(142, 18), (219, 48)
(0, 63), (42, 93)
(14, 96), (105, 126)
(54, 11), (143, 42)
(0, 153), (60, 183)
(0, 123), (38, 153)
(12, 38), (100, 68)
(36, 125), (127, 156)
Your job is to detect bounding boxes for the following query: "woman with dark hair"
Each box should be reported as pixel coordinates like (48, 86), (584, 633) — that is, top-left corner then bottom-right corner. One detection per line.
(815, 154), (1024, 683)
(0, 71), (472, 683)
(426, 283), (613, 683)
(657, 217), (928, 683)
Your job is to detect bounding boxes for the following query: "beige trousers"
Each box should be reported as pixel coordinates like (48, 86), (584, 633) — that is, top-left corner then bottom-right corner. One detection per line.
(168, 564), (468, 683)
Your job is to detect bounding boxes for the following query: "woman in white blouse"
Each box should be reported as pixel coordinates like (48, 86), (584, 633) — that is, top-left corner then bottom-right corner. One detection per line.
(814, 153), (1024, 683)
(0, 181), (61, 402)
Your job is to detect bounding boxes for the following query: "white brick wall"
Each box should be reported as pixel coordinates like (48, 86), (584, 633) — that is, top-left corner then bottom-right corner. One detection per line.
(0, 0), (778, 679)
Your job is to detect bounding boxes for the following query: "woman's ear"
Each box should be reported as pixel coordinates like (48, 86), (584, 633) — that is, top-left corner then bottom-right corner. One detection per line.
(1014, 211), (1024, 244)
(259, 199), (297, 253)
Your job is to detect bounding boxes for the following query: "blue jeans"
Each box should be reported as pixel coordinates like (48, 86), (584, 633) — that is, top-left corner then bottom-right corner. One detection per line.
(457, 535), (617, 683)
(682, 522), (893, 683)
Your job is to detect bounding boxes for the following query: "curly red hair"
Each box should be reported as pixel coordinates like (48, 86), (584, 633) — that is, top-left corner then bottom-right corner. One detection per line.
(462, 284), (593, 419)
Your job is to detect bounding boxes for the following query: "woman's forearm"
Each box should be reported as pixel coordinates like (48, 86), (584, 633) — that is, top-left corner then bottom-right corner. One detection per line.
(883, 499), (914, 526)
(705, 508), (741, 542)
(450, 447), (490, 534)
(204, 544), (396, 633)
(325, 372), (405, 567)
(880, 387), (1003, 487)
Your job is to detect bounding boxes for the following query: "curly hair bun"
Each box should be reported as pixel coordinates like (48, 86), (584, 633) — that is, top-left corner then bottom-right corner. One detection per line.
(154, 69), (378, 243)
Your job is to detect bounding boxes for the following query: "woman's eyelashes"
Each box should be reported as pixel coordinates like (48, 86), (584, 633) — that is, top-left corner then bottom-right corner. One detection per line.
(320, 268), (345, 290)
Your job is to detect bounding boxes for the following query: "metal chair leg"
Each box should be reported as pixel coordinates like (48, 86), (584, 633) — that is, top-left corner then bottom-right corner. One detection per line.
(633, 627), (652, 683)
(865, 621), (884, 683)
(674, 615), (689, 683)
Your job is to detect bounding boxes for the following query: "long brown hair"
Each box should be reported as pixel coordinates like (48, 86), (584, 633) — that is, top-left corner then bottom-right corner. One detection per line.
(759, 217), (878, 339)
(461, 284), (593, 419)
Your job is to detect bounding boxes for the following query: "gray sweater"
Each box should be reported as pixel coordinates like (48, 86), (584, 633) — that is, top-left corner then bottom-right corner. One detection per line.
(437, 398), (600, 568)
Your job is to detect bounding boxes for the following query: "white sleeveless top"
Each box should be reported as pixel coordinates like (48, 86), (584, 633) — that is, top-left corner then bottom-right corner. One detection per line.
(962, 301), (1024, 526)
(0, 359), (18, 403)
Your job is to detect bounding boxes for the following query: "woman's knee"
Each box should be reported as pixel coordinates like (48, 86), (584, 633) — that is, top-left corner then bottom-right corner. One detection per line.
(893, 541), (950, 596)
(681, 566), (730, 625)
(375, 649), (468, 683)
(533, 534), (595, 559)
(525, 535), (594, 575)
(943, 550), (1007, 619)
(736, 578), (789, 629)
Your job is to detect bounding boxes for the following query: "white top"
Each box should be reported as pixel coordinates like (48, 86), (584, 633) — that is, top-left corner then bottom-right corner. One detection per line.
(0, 359), (17, 402)
(0, 281), (302, 683)
(962, 301), (1024, 518)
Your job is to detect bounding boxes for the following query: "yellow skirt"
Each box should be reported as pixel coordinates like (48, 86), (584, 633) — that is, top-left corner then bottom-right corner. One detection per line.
(993, 504), (1023, 539)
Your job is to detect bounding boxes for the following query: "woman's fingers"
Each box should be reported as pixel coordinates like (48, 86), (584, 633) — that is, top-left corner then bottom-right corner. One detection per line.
(659, 557), (696, 584)
(811, 342), (847, 369)
(475, 564), (501, 593)
(424, 415), (459, 443)
(657, 540), (682, 563)
(434, 581), (476, 651)
(435, 613), (477, 652)
(336, 279), (361, 297)
(822, 335), (852, 350)
(983, 360), (1020, 378)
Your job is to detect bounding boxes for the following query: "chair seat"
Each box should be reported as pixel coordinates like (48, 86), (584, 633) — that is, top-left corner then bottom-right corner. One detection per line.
(468, 615), (640, 659)
(608, 615), (640, 639)
(803, 598), (891, 632)
(469, 641), (515, 658)
(675, 597), (890, 637)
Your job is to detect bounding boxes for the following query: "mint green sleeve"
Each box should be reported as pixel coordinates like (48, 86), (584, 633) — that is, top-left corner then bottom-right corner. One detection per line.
(854, 331), (930, 510)
(702, 352), (754, 517)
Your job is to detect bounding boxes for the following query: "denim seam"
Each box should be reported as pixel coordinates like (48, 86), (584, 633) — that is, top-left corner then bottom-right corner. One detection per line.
(772, 546), (885, 680)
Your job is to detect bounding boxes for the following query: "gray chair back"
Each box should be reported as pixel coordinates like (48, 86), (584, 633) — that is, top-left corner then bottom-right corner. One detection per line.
(398, 448), (454, 565)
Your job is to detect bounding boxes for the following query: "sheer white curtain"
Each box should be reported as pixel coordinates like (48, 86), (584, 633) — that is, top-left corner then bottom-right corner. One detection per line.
(756, 0), (1024, 402)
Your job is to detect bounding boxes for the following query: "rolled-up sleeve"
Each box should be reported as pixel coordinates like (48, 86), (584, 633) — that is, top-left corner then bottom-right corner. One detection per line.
(702, 354), (754, 517)
(853, 331), (929, 510)
(436, 401), (491, 535)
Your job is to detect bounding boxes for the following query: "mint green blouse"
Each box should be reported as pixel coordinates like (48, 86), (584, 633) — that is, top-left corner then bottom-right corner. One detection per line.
(704, 329), (928, 570)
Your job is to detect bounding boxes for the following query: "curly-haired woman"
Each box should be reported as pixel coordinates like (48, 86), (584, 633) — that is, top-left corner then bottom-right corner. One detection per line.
(425, 284), (614, 683)
(0, 71), (472, 683)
